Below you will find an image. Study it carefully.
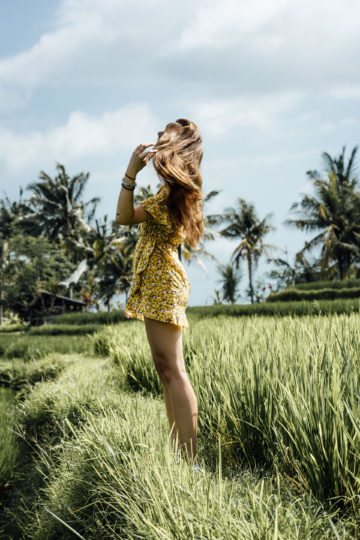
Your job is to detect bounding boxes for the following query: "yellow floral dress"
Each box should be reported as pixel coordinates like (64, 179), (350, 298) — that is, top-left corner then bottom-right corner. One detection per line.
(124, 184), (191, 331)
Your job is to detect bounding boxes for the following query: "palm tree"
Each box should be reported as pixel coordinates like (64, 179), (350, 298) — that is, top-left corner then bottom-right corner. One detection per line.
(24, 163), (100, 264)
(284, 146), (360, 280)
(211, 289), (223, 305)
(97, 245), (134, 311)
(216, 263), (242, 304)
(266, 248), (324, 290)
(86, 215), (114, 268)
(0, 187), (38, 238)
(76, 214), (137, 309)
(218, 198), (277, 304)
(135, 184), (156, 204)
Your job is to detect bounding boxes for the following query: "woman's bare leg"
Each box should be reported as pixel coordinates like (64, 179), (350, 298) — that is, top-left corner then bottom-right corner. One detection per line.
(144, 316), (198, 464)
(162, 381), (178, 450)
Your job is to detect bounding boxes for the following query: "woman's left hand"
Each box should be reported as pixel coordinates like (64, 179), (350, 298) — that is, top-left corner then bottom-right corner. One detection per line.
(126, 143), (155, 178)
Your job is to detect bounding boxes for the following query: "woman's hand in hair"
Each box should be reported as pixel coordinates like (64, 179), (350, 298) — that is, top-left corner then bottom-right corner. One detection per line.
(126, 143), (156, 179)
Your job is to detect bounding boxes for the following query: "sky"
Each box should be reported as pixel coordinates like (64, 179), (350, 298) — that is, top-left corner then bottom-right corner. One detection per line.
(1, 0), (360, 307)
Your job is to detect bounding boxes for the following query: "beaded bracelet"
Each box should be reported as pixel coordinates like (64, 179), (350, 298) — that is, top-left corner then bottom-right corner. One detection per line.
(121, 177), (136, 190)
(121, 183), (134, 191)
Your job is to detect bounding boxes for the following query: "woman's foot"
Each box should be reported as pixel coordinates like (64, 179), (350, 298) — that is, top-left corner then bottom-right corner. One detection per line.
(176, 449), (203, 472)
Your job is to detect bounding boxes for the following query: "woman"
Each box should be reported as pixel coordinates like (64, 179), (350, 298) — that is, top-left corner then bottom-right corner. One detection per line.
(115, 118), (204, 467)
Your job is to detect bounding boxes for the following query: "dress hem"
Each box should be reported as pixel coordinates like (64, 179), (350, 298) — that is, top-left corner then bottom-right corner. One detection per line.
(124, 308), (189, 332)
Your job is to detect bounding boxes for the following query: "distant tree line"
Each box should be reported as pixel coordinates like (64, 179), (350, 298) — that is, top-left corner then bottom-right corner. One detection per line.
(212, 145), (360, 304)
(0, 146), (359, 322)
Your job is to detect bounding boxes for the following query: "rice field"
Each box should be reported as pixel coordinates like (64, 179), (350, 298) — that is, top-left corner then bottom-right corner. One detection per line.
(1, 312), (359, 538)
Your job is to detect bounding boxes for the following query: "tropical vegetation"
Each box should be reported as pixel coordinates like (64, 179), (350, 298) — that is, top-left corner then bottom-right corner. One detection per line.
(1, 145), (360, 323)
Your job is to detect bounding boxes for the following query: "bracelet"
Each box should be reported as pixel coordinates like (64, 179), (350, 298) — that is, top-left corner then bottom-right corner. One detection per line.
(122, 178), (136, 190)
(121, 183), (135, 191)
(122, 176), (137, 188)
(122, 179), (136, 188)
(125, 172), (136, 181)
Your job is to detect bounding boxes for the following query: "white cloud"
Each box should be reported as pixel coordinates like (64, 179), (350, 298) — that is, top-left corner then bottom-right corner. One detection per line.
(0, 103), (158, 172)
(176, 0), (360, 53)
(0, 10), (118, 88)
(0, 0), (360, 105)
(183, 92), (304, 135)
(0, 0), (184, 92)
(177, 0), (290, 50)
(168, 0), (360, 96)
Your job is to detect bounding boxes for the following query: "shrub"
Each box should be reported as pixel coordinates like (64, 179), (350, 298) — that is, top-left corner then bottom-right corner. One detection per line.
(0, 324), (27, 333)
(187, 298), (360, 317)
(28, 324), (100, 336)
(266, 287), (360, 303)
(4, 342), (44, 362)
(292, 278), (360, 291)
(51, 310), (128, 326)
(0, 354), (72, 391)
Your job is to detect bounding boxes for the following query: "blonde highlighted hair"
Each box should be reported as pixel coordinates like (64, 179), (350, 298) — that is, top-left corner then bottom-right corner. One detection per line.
(147, 118), (204, 249)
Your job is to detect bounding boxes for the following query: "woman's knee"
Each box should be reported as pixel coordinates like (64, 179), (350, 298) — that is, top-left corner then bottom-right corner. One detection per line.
(153, 353), (186, 383)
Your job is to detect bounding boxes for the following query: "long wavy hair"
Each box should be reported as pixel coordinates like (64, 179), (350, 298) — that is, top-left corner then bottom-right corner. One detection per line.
(147, 118), (204, 249)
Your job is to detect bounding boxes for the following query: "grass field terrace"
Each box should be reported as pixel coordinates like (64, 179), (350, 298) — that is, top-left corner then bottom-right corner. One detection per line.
(0, 309), (360, 538)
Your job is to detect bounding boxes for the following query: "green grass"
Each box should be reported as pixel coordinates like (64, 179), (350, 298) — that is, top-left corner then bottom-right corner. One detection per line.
(9, 357), (357, 539)
(0, 323), (26, 333)
(51, 310), (128, 325)
(267, 286), (360, 302)
(0, 333), (93, 362)
(0, 354), (74, 391)
(291, 278), (360, 290)
(188, 297), (360, 317)
(0, 388), (19, 486)
(9, 295), (358, 338)
(1, 313), (360, 537)
(30, 402), (355, 539)
(27, 323), (102, 335)
(93, 313), (360, 516)
(17, 356), (124, 442)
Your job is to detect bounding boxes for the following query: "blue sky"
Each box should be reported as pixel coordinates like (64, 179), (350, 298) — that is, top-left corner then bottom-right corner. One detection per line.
(1, 0), (360, 306)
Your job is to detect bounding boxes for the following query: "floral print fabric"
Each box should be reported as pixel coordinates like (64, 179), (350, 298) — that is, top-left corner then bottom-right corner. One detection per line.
(124, 184), (191, 331)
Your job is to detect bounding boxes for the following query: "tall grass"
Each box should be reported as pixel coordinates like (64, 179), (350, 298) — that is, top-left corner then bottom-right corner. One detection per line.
(51, 310), (128, 325)
(17, 356), (125, 442)
(0, 333), (93, 361)
(90, 324), (163, 396)
(293, 278), (360, 291)
(2, 313), (360, 537)
(0, 354), (74, 391)
(31, 296), (360, 331)
(189, 298), (360, 317)
(0, 388), (19, 486)
(27, 323), (101, 336)
(94, 313), (360, 517)
(14, 361), (355, 539)
(0, 324), (26, 333)
(0, 357), (126, 537)
(267, 287), (360, 302)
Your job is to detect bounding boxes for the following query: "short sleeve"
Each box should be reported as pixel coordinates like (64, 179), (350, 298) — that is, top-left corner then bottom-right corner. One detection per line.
(138, 187), (172, 228)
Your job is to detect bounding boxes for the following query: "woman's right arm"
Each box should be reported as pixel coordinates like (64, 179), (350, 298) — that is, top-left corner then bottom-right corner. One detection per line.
(115, 143), (155, 225)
